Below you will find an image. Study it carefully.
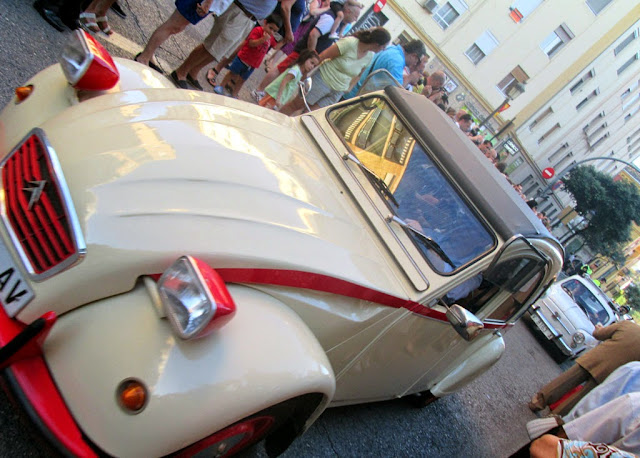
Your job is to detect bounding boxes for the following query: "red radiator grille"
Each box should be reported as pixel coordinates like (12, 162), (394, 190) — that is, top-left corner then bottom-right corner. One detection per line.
(2, 133), (77, 275)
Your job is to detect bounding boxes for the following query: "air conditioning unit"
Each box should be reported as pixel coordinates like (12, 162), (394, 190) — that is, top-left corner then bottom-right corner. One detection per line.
(423, 0), (439, 13)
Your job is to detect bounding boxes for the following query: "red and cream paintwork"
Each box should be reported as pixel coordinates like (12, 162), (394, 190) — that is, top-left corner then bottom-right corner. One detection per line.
(0, 54), (563, 456)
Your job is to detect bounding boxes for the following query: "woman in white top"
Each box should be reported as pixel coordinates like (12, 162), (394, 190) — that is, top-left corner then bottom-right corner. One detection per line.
(280, 27), (390, 114)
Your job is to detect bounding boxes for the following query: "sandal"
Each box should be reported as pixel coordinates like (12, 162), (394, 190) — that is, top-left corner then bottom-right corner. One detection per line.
(134, 53), (163, 73)
(78, 12), (99, 33)
(206, 68), (218, 87)
(186, 74), (203, 91)
(96, 16), (113, 35)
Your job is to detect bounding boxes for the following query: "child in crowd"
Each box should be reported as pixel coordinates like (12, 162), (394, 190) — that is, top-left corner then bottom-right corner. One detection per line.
(258, 49), (320, 110)
(327, 0), (362, 39)
(214, 14), (283, 98)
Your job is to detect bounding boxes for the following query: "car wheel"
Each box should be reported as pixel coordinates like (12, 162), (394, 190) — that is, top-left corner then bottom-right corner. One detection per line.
(172, 393), (324, 457)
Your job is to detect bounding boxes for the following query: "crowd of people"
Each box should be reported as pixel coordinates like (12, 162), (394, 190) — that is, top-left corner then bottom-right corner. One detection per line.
(511, 320), (640, 457)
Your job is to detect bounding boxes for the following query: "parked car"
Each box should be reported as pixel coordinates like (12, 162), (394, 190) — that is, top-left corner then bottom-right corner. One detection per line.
(528, 274), (621, 359)
(0, 31), (563, 457)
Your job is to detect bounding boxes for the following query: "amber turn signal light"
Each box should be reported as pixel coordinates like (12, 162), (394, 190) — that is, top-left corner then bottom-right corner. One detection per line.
(116, 379), (148, 414)
(15, 85), (34, 103)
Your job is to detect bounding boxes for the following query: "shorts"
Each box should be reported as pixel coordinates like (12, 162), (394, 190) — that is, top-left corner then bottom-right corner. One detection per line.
(175, 0), (207, 25)
(203, 3), (255, 61)
(306, 70), (344, 107)
(228, 56), (255, 80)
(277, 52), (299, 74)
(258, 94), (277, 108)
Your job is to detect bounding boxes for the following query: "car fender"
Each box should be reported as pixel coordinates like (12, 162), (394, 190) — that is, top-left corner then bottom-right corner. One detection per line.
(426, 331), (505, 398)
(1, 58), (175, 148)
(42, 282), (335, 457)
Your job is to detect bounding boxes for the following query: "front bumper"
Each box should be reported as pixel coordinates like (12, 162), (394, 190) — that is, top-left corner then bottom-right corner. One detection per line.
(528, 306), (573, 356)
(0, 306), (96, 457)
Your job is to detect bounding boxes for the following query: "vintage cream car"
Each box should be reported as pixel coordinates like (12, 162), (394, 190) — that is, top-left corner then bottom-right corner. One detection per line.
(0, 32), (563, 457)
(528, 274), (620, 359)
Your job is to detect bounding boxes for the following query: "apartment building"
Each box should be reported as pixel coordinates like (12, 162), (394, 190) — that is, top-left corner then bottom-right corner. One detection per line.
(358, 0), (640, 223)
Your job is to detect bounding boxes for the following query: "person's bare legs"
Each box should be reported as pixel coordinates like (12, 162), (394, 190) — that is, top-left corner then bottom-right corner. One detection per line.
(529, 434), (561, 458)
(257, 66), (281, 92)
(230, 75), (245, 98)
(207, 55), (233, 83)
(138, 10), (189, 65)
(82, 0), (116, 34)
(175, 44), (215, 81)
(279, 97), (305, 115)
(83, 0), (115, 16)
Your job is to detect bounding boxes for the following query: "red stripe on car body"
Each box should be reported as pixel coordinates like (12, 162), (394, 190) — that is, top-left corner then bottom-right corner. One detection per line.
(215, 268), (506, 330)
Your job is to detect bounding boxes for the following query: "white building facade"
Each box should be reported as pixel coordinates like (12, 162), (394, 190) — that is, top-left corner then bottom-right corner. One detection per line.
(355, 0), (640, 223)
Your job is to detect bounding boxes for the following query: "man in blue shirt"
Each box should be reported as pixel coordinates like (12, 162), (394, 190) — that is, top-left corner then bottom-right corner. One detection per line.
(343, 39), (427, 99)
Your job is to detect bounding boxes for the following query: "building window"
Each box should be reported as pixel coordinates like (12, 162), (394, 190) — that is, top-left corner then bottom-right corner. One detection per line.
(621, 80), (640, 100)
(589, 132), (610, 149)
(626, 105), (640, 122)
(538, 123), (561, 144)
(587, 123), (607, 143)
(529, 107), (553, 131)
(569, 69), (595, 94)
(434, 0), (468, 30)
(540, 24), (574, 58)
(504, 156), (523, 174)
(524, 183), (539, 196)
(614, 30), (638, 56)
(520, 174), (534, 187)
(554, 152), (574, 169)
(585, 112), (605, 128)
(548, 142), (569, 162)
(465, 31), (499, 65)
(628, 137), (640, 154)
(576, 88), (599, 110)
(509, 0), (543, 22)
(622, 93), (640, 111)
(586, 0), (613, 15)
(617, 53), (639, 76)
(628, 127), (640, 144)
(497, 65), (529, 97)
(541, 203), (554, 214)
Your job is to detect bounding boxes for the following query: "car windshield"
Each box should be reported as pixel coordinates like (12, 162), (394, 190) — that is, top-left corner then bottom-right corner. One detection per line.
(561, 279), (611, 326)
(328, 96), (494, 273)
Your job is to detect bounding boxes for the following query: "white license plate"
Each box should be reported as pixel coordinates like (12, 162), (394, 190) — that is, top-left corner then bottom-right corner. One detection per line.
(0, 237), (34, 317)
(531, 313), (554, 339)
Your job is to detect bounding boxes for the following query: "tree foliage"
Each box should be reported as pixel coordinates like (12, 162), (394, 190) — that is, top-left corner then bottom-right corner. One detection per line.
(563, 166), (640, 258)
(624, 284), (640, 311)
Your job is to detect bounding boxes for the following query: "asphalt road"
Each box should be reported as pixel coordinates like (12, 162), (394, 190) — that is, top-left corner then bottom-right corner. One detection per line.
(0, 1), (568, 456)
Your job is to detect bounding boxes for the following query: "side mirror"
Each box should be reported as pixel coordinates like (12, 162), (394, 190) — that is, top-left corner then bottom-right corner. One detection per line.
(446, 304), (484, 341)
(299, 77), (312, 112)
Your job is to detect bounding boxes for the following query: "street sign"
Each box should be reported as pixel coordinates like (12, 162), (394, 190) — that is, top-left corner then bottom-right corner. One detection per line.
(374, 0), (387, 13)
(542, 167), (555, 179)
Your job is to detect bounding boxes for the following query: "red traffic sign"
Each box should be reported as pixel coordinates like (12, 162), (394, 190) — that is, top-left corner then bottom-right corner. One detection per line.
(374, 0), (387, 13)
(542, 167), (555, 179)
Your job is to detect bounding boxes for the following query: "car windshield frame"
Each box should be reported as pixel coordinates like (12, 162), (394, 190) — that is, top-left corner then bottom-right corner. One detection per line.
(326, 95), (496, 275)
(561, 279), (612, 326)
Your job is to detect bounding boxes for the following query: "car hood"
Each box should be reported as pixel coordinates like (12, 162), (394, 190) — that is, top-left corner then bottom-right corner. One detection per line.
(17, 89), (406, 321)
(540, 287), (594, 333)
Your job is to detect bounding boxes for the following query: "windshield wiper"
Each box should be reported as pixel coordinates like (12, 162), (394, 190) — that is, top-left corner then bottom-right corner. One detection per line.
(343, 153), (399, 207)
(386, 215), (456, 268)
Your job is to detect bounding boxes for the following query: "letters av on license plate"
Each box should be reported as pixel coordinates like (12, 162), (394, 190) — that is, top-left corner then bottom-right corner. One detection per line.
(531, 313), (554, 340)
(0, 237), (34, 317)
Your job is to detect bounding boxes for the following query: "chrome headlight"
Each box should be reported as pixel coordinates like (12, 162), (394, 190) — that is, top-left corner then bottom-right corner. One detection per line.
(572, 331), (586, 347)
(157, 256), (236, 339)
